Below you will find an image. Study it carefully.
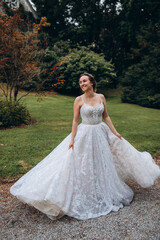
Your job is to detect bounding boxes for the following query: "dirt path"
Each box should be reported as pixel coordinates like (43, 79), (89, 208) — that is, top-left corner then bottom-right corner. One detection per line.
(0, 175), (160, 240)
(1, 157), (160, 240)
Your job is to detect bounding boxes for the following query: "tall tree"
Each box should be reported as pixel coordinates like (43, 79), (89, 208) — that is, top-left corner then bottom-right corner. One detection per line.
(120, 0), (160, 108)
(118, 0), (160, 71)
(96, 0), (121, 79)
(65, 0), (103, 45)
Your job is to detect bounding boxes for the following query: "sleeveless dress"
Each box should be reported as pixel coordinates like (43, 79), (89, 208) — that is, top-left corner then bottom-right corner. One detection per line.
(10, 97), (160, 220)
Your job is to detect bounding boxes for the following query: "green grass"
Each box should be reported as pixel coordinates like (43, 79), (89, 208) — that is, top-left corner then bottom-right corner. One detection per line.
(0, 91), (160, 179)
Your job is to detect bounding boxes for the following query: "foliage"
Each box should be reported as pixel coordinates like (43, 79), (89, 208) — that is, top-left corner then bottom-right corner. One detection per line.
(0, 12), (50, 103)
(22, 48), (58, 91)
(96, 1), (123, 77)
(0, 100), (31, 127)
(65, 0), (103, 45)
(23, 41), (71, 91)
(51, 46), (116, 94)
(31, 0), (160, 77)
(122, 88), (160, 109)
(2, 0), (159, 108)
(32, 0), (160, 87)
(31, 0), (119, 55)
(32, 0), (117, 48)
(38, 41), (71, 90)
(32, 0), (101, 44)
(118, 0), (160, 72)
(32, 0), (69, 43)
(121, 23), (160, 109)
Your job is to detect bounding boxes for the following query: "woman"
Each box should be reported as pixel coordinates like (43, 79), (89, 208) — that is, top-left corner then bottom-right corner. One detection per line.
(10, 73), (160, 220)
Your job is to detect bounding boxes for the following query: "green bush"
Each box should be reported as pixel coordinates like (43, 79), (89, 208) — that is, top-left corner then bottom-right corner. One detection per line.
(121, 51), (160, 109)
(122, 88), (160, 109)
(53, 46), (116, 94)
(0, 100), (31, 127)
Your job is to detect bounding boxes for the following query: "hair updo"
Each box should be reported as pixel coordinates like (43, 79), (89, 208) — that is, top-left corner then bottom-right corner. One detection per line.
(79, 73), (97, 92)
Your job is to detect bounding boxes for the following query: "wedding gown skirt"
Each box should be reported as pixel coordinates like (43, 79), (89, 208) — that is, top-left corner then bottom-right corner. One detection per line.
(10, 102), (160, 220)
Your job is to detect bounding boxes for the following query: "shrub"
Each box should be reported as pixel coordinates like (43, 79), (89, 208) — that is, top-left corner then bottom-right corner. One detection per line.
(122, 88), (160, 109)
(0, 100), (31, 127)
(121, 52), (160, 109)
(52, 46), (116, 94)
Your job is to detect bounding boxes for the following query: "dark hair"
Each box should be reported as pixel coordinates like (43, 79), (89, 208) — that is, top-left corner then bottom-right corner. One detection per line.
(79, 73), (97, 92)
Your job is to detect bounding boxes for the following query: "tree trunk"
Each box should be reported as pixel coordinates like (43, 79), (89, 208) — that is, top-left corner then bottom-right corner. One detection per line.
(14, 85), (19, 103)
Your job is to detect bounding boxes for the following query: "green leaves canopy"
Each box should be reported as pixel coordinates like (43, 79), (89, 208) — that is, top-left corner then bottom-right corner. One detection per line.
(54, 46), (116, 94)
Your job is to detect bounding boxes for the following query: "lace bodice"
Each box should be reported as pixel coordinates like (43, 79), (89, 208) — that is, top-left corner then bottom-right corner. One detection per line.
(80, 102), (104, 125)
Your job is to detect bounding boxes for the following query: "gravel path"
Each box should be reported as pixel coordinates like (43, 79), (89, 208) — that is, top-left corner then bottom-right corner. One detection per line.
(1, 177), (160, 240)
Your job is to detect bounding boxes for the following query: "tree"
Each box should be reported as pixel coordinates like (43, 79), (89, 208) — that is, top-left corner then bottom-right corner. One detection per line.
(32, 0), (70, 43)
(121, 23), (160, 109)
(32, 0), (104, 45)
(31, 0), (121, 78)
(118, 0), (160, 71)
(96, 0), (122, 80)
(0, 12), (50, 103)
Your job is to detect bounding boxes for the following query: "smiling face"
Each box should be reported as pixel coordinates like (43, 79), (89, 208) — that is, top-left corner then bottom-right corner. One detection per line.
(79, 75), (93, 92)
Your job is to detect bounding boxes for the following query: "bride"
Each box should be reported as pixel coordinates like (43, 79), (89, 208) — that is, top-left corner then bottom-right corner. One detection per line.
(10, 72), (160, 220)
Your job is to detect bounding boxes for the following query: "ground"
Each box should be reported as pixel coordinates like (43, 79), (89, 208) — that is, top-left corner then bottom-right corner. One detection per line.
(1, 158), (160, 240)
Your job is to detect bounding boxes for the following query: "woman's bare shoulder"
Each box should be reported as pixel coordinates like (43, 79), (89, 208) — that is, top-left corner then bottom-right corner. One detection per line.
(98, 93), (105, 100)
(74, 95), (83, 106)
(75, 95), (83, 101)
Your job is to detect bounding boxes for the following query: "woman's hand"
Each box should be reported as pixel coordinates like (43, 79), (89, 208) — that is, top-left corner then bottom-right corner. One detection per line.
(115, 132), (122, 140)
(68, 140), (74, 149)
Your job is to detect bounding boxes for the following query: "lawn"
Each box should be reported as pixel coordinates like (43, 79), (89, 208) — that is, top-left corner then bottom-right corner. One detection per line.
(0, 90), (160, 179)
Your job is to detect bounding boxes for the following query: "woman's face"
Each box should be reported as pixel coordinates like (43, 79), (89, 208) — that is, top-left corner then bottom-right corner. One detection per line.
(79, 75), (93, 92)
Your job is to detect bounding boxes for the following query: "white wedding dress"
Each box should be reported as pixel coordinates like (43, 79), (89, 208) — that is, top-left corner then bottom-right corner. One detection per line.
(10, 99), (160, 220)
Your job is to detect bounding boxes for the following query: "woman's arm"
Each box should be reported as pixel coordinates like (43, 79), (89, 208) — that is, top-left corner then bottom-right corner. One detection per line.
(68, 97), (81, 149)
(101, 94), (122, 139)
